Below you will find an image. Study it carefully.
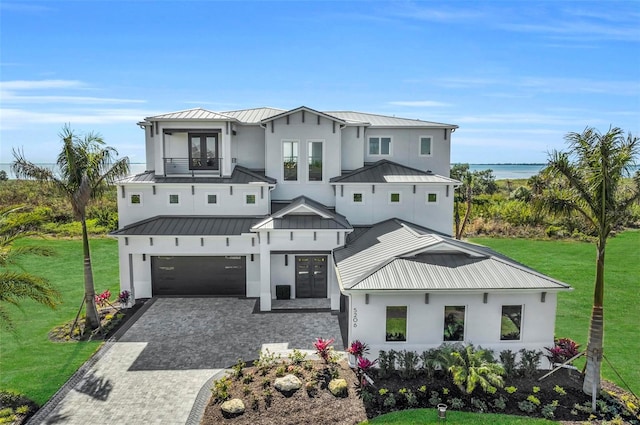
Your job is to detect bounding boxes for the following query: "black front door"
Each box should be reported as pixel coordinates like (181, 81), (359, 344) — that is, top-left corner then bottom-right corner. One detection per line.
(295, 256), (327, 298)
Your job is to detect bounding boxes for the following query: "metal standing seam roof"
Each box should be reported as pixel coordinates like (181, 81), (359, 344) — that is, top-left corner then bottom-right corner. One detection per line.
(259, 106), (347, 124)
(334, 219), (571, 292)
(118, 166), (277, 184)
(110, 216), (261, 236)
(221, 107), (286, 123)
(145, 108), (238, 121)
(330, 160), (460, 184)
(325, 111), (457, 128)
(252, 196), (352, 230)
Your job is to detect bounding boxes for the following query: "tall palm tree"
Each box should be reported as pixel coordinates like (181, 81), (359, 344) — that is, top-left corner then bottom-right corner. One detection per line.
(0, 206), (60, 331)
(538, 127), (640, 395)
(12, 126), (129, 330)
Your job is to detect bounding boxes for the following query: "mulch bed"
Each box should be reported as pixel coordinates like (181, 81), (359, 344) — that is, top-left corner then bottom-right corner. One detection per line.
(200, 359), (639, 425)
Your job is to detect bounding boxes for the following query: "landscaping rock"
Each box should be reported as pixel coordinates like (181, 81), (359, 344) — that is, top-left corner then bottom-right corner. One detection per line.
(328, 378), (348, 397)
(220, 398), (245, 417)
(274, 374), (302, 395)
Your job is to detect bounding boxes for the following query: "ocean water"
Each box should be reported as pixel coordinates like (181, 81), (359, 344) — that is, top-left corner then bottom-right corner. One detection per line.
(1, 163), (638, 181)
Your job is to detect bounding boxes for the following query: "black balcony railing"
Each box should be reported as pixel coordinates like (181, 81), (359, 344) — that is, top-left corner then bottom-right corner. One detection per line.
(163, 157), (222, 177)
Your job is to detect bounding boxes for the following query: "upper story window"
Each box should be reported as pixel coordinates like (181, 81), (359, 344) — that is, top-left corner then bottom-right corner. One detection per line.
(368, 137), (391, 156)
(245, 194), (256, 205)
(308, 140), (323, 181)
(283, 140), (299, 181)
(419, 136), (433, 156)
(129, 193), (142, 205)
(207, 194), (218, 204)
(189, 132), (219, 170)
(352, 193), (364, 204)
(427, 193), (438, 204)
(169, 194), (180, 205)
(389, 192), (401, 204)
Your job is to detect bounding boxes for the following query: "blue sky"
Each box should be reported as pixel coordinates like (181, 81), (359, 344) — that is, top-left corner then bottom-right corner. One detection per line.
(1, 0), (639, 164)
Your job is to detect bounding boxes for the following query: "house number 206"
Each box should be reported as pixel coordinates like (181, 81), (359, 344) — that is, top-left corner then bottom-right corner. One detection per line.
(352, 307), (358, 328)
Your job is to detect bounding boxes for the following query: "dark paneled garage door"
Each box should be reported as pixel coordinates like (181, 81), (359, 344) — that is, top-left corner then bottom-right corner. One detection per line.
(151, 256), (246, 296)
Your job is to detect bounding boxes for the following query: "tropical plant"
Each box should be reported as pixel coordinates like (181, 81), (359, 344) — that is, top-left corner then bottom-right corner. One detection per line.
(535, 126), (640, 395)
(313, 337), (335, 363)
(545, 337), (581, 365)
(451, 164), (498, 239)
(347, 340), (369, 358)
(447, 345), (504, 394)
(12, 125), (129, 330)
(0, 206), (60, 331)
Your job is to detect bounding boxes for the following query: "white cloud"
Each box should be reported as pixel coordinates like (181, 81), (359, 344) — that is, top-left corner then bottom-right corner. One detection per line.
(0, 108), (157, 129)
(0, 80), (85, 90)
(1, 93), (146, 104)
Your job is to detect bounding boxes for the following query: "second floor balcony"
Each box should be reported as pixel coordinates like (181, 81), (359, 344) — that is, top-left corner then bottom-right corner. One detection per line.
(163, 157), (222, 177)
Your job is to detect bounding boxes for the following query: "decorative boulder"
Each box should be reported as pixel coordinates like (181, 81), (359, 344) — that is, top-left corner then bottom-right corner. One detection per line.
(329, 378), (348, 397)
(274, 374), (302, 396)
(220, 398), (245, 417)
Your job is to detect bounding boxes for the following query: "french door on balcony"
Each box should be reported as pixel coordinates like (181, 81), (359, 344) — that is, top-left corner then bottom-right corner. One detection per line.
(189, 132), (219, 170)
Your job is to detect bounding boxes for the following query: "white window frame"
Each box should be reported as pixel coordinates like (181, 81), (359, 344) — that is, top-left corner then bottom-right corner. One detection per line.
(443, 305), (467, 342)
(307, 139), (324, 183)
(426, 192), (439, 204)
(351, 191), (365, 204)
(388, 191), (402, 204)
(168, 193), (180, 206)
(368, 136), (392, 156)
(500, 304), (524, 342)
(205, 192), (220, 205)
(385, 305), (408, 342)
(244, 193), (258, 205)
(282, 139), (300, 183)
(129, 193), (142, 206)
(419, 136), (433, 157)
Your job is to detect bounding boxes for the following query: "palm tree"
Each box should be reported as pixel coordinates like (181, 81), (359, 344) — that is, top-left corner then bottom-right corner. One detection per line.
(12, 126), (129, 330)
(538, 127), (640, 395)
(0, 206), (60, 331)
(448, 345), (504, 394)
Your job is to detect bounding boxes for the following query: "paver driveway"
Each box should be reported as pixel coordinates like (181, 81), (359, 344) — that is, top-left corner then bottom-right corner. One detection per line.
(29, 298), (343, 425)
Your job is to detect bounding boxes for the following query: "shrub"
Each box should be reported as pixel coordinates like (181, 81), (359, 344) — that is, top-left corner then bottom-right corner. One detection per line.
(544, 337), (581, 365)
(288, 349), (307, 365)
(541, 400), (559, 419)
(448, 397), (465, 410)
(493, 396), (507, 410)
(383, 393), (397, 408)
(505, 386), (517, 394)
(499, 349), (517, 378)
(377, 350), (397, 379)
(403, 389), (418, 407)
(117, 290), (130, 305)
(448, 345), (504, 394)
(527, 394), (541, 406)
(231, 358), (245, 379)
(211, 376), (232, 402)
(471, 397), (488, 412)
(356, 356), (377, 375)
(428, 391), (442, 407)
(275, 365), (286, 377)
(553, 385), (566, 395)
(518, 349), (542, 378)
(397, 350), (419, 379)
(255, 349), (281, 375)
(518, 400), (537, 413)
(94, 289), (111, 308)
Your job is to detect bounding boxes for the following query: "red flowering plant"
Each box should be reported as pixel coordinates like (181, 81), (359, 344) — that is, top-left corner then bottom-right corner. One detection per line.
(356, 356), (378, 388)
(313, 337), (335, 364)
(545, 337), (581, 365)
(347, 340), (370, 358)
(95, 289), (112, 308)
(117, 290), (131, 305)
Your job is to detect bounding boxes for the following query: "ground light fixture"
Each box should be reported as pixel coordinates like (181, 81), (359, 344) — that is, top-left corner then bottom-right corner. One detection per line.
(437, 403), (448, 422)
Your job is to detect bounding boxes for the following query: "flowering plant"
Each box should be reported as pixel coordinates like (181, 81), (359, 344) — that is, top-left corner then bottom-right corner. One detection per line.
(347, 340), (369, 358)
(313, 337), (335, 363)
(118, 290), (131, 305)
(356, 356), (377, 373)
(545, 337), (581, 365)
(95, 289), (111, 308)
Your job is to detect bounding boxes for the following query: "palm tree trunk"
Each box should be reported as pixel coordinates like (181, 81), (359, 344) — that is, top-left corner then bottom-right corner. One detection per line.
(81, 217), (100, 330)
(583, 243), (605, 395)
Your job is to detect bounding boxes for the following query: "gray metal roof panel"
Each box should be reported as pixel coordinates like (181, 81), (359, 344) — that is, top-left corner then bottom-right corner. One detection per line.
(253, 196), (352, 230)
(221, 107), (286, 123)
(260, 106), (346, 124)
(120, 166), (276, 184)
(146, 108), (237, 121)
(325, 111), (457, 128)
(330, 160), (459, 184)
(111, 216), (261, 236)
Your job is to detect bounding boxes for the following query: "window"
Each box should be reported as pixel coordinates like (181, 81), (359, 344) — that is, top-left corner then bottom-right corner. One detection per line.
(386, 306), (407, 342)
(189, 132), (219, 170)
(427, 193), (438, 203)
(443, 306), (465, 341)
(283, 140), (298, 181)
(420, 136), (432, 156)
(352, 193), (363, 203)
(207, 194), (217, 204)
(390, 192), (401, 203)
(308, 141), (323, 181)
(130, 194), (141, 205)
(169, 194), (179, 204)
(369, 137), (391, 155)
(245, 194), (256, 205)
(501, 305), (522, 340)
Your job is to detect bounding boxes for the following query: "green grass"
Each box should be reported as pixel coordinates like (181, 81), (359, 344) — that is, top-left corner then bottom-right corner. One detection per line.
(361, 408), (555, 424)
(471, 230), (640, 396)
(0, 237), (120, 406)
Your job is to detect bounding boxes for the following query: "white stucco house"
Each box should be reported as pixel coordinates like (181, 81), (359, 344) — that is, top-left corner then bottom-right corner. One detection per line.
(112, 106), (571, 359)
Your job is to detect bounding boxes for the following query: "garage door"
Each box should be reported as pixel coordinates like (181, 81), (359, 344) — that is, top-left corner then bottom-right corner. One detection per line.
(151, 256), (246, 296)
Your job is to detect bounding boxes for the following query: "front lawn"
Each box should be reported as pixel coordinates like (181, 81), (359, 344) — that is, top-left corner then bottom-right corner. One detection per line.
(362, 408), (556, 424)
(471, 230), (640, 396)
(0, 238), (120, 406)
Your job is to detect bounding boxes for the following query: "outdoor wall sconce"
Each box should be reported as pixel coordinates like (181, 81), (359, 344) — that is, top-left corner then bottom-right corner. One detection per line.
(424, 293), (429, 304)
(541, 292), (547, 303)
(250, 254), (254, 262)
(285, 255), (288, 266)
(437, 403), (448, 422)
(365, 294), (369, 304)
(142, 254), (146, 261)
(483, 292), (488, 303)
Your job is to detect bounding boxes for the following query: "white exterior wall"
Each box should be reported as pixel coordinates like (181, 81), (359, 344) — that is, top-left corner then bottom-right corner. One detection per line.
(265, 111), (341, 206)
(233, 125), (266, 170)
(340, 126), (365, 171)
(363, 128), (451, 176)
(334, 183), (455, 235)
(117, 183), (269, 227)
(117, 234), (259, 301)
(347, 291), (558, 368)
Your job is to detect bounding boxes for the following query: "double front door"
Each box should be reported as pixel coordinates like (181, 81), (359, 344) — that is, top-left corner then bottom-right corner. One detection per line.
(295, 256), (327, 298)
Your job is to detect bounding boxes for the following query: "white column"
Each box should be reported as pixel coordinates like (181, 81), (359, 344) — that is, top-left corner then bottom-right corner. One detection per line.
(259, 233), (271, 311)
